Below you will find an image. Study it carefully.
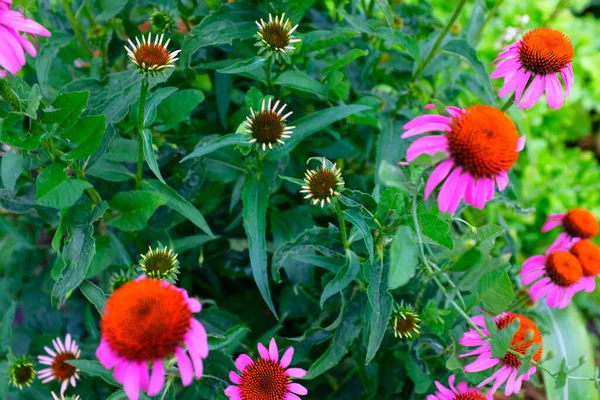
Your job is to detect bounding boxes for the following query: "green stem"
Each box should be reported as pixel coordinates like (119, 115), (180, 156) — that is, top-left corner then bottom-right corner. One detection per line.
(62, 0), (92, 56)
(335, 202), (349, 250)
(411, 0), (468, 83)
(500, 93), (515, 112)
(473, 0), (506, 43)
(0, 79), (20, 111)
(136, 79), (149, 188)
(265, 58), (274, 94)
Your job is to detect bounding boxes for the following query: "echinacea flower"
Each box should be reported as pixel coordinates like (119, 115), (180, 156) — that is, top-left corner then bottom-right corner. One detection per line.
(139, 246), (180, 283)
(150, 10), (174, 34)
(492, 28), (573, 109)
(9, 356), (35, 389)
(427, 375), (491, 400)
(96, 278), (208, 400)
(38, 334), (81, 395)
(521, 235), (583, 308)
(255, 13), (301, 62)
(0, 0), (51, 76)
(542, 208), (599, 240)
(124, 32), (180, 78)
(300, 159), (344, 207)
(225, 338), (307, 400)
(244, 98), (294, 151)
(109, 268), (137, 292)
(52, 393), (81, 400)
(569, 239), (600, 292)
(390, 303), (421, 339)
(460, 313), (543, 396)
(401, 105), (525, 214)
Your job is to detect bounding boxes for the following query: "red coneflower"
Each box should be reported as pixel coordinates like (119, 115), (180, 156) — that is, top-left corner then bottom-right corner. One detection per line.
(542, 208), (599, 240)
(570, 239), (600, 292)
(38, 334), (81, 395)
(426, 374), (491, 400)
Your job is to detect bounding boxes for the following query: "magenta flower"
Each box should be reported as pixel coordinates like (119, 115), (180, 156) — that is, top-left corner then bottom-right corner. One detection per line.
(96, 278), (209, 400)
(541, 208), (599, 241)
(521, 235), (584, 308)
(38, 334), (81, 394)
(492, 28), (573, 109)
(401, 105), (525, 214)
(426, 374), (491, 400)
(225, 338), (307, 400)
(0, 0), (51, 76)
(570, 239), (600, 293)
(460, 313), (543, 397)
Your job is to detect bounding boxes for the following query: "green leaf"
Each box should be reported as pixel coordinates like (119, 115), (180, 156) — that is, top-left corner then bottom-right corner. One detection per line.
(181, 1), (260, 67)
(181, 134), (250, 162)
(35, 162), (92, 209)
(323, 49), (369, 75)
(442, 40), (497, 106)
(144, 87), (178, 126)
(106, 191), (166, 232)
(378, 161), (414, 193)
(543, 306), (600, 400)
(79, 280), (107, 315)
(208, 325), (250, 353)
(389, 225), (419, 289)
(87, 159), (135, 182)
(0, 302), (16, 353)
(414, 212), (453, 249)
(97, 0), (128, 21)
(266, 105), (370, 160)
(1, 148), (23, 192)
(489, 317), (519, 359)
(470, 267), (515, 315)
(275, 70), (329, 98)
(217, 57), (266, 74)
(375, 0), (395, 38)
(62, 115), (107, 160)
(67, 359), (119, 386)
(301, 29), (359, 53)
(241, 176), (277, 317)
(141, 129), (165, 183)
(343, 208), (374, 261)
(142, 180), (214, 236)
(305, 296), (366, 379)
(365, 258), (393, 364)
(156, 89), (205, 131)
(43, 91), (90, 133)
(320, 250), (360, 307)
(36, 34), (73, 95)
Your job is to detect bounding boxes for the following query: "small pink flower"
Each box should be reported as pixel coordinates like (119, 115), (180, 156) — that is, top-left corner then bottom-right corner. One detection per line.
(541, 208), (599, 241)
(38, 334), (81, 395)
(96, 278), (209, 400)
(460, 313), (543, 397)
(401, 104), (525, 214)
(426, 374), (491, 400)
(492, 28), (573, 110)
(225, 338), (307, 400)
(0, 0), (51, 76)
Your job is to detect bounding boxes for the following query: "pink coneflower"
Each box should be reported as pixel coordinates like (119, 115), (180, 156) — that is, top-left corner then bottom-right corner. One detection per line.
(0, 0), (51, 76)
(225, 338), (307, 400)
(460, 313), (543, 396)
(542, 208), (599, 241)
(520, 236), (583, 308)
(569, 239), (600, 292)
(401, 105), (525, 214)
(37, 334), (81, 395)
(492, 28), (573, 110)
(427, 375), (491, 400)
(96, 278), (209, 400)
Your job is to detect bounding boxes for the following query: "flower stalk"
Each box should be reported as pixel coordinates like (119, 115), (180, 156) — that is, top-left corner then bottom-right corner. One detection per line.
(136, 78), (149, 187)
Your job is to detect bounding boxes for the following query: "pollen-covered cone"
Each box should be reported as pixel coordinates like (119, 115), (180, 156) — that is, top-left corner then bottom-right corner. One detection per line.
(541, 208), (599, 241)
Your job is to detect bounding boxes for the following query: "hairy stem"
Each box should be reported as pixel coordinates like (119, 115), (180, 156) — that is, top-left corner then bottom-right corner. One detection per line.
(335, 202), (349, 250)
(136, 79), (149, 187)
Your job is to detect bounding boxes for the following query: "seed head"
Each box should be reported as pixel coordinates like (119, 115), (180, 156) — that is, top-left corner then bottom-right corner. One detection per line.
(300, 159), (344, 208)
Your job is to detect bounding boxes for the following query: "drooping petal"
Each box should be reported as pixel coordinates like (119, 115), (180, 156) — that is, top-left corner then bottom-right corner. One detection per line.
(147, 359), (166, 397)
(437, 167), (462, 213)
(545, 73), (564, 109)
(406, 135), (449, 162)
(496, 171), (509, 191)
(519, 74), (546, 110)
(124, 362), (141, 400)
(424, 159), (454, 200)
(561, 63), (573, 97)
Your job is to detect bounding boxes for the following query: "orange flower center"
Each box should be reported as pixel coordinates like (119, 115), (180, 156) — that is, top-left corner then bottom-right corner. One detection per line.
(239, 358), (289, 400)
(518, 28), (573, 75)
(545, 251), (583, 287)
(446, 105), (519, 178)
(100, 279), (192, 362)
(250, 110), (285, 144)
(570, 240), (600, 277)
(307, 169), (340, 200)
(135, 43), (170, 68)
(51, 353), (77, 381)
(495, 313), (543, 368)
(563, 208), (599, 239)
(455, 392), (487, 400)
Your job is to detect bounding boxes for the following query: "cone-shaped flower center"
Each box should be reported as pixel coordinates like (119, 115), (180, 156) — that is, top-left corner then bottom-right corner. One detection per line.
(518, 28), (573, 75)
(495, 313), (543, 368)
(391, 309), (421, 339)
(249, 110), (285, 145)
(140, 247), (178, 280)
(306, 169), (340, 200)
(10, 361), (35, 387)
(447, 105), (519, 178)
(239, 358), (289, 400)
(455, 392), (487, 400)
(151, 11), (173, 33)
(570, 240), (600, 277)
(545, 251), (583, 287)
(563, 208), (599, 239)
(100, 279), (192, 362)
(51, 353), (77, 381)
(135, 43), (170, 68)
(261, 22), (291, 50)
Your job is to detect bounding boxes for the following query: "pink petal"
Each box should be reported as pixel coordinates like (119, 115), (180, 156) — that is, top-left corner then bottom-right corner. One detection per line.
(124, 362), (141, 400)
(425, 159), (454, 200)
(490, 58), (520, 79)
(403, 114), (452, 130)
(521, 269), (546, 285)
(114, 359), (129, 384)
(401, 123), (451, 139)
(514, 71), (532, 103)
(545, 286), (562, 308)
(517, 135), (526, 152)
(545, 73), (564, 109)
(286, 368), (307, 379)
(268, 338), (279, 362)
(541, 220), (562, 233)
(257, 343), (270, 360)
(496, 171), (509, 191)
(229, 371), (242, 385)
(287, 383), (308, 395)
(447, 171), (468, 213)
(187, 298), (202, 312)
(561, 64), (573, 97)
(498, 68), (523, 98)
(406, 135), (448, 162)
(176, 347), (194, 386)
(280, 347), (294, 369)
(529, 277), (552, 300)
(224, 385), (242, 399)
(96, 340), (119, 369)
(446, 106), (464, 118)
(519, 74), (545, 110)
(188, 346), (205, 379)
(139, 361), (149, 392)
(235, 354), (253, 373)
(147, 359), (165, 397)
(437, 167), (462, 213)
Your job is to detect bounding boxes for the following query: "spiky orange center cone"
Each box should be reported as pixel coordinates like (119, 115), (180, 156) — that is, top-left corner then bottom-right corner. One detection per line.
(563, 208), (599, 239)
(495, 313), (543, 368)
(518, 28), (573, 75)
(447, 105), (519, 178)
(545, 251), (583, 287)
(570, 240), (600, 276)
(455, 392), (487, 400)
(51, 353), (77, 381)
(239, 358), (290, 400)
(134, 42), (171, 68)
(100, 279), (192, 362)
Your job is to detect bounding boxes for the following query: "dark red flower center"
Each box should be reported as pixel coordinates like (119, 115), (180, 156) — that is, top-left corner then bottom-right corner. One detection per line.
(447, 105), (520, 178)
(249, 111), (285, 144)
(495, 313), (543, 368)
(563, 208), (599, 239)
(51, 353), (77, 381)
(261, 23), (291, 50)
(570, 240), (600, 277)
(100, 279), (191, 362)
(135, 43), (170, 67)
(455, 391), (487, 400)
(518, 28), (573, 75)
(307, 169), (340, 200)
(240, 358), (289, 400)
(545, 251), (583, 287)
